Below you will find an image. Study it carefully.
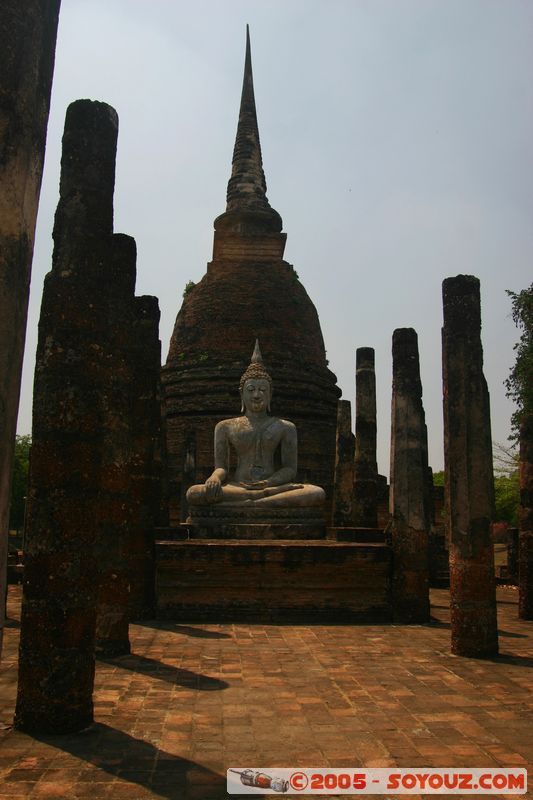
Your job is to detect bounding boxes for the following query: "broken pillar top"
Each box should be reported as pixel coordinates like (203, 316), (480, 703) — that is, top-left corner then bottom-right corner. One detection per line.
(214, 26), (283, 235)
(392, 328), (423, 402)
(442, 275), (481, 334)
(392, 327), (417, 348)
(356, 348), (375, 370)
(53, 99), (118, 258)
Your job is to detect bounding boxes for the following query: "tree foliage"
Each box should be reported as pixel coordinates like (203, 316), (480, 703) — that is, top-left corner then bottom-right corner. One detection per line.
(432, 444), (520, 526)
(432, 470), (445, 487)
(505, 282), (533, 438)
(493, 441), (520, 526)
(9, 435), (31, 532)
(182, 280), (196, 297)
(493, 473), (519, 526)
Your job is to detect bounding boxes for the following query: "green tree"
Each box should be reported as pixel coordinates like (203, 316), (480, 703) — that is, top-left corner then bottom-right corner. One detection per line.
(432, 470), (445, 487)
(493, 441), (520, 526)
(505, 283), (533, 439)
(182, 280), (196, 297)
(432, 445), (520, 526)
(9, 435), (31, 532)
(493, 473), (519, 526)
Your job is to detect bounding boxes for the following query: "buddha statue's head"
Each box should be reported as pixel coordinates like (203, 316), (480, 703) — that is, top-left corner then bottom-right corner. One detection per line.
(239, 340), (272, 413)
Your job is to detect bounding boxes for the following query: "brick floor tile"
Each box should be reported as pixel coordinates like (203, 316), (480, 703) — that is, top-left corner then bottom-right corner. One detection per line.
(0, 784), (37, 797)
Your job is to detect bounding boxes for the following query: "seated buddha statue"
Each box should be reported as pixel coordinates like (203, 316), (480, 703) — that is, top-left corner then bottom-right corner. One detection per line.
(186, 341), (325, 509)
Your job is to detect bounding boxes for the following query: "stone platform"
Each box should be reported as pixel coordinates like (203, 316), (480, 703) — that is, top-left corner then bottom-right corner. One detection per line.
(185, 505), (326, 539)
(182, 522), (326, 540)
(155, 536), (392, 623)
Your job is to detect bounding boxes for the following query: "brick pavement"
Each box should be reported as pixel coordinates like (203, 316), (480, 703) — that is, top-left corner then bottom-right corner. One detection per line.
(0, 586), (532, 799)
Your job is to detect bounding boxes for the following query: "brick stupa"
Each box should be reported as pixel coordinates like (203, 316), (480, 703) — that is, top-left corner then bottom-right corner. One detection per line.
(163, 27), (340, 523)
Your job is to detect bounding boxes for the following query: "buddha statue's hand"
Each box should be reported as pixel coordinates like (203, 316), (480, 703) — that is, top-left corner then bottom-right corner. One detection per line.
(239, 480), (268, 490)
(263, 483), (303, 496)
(205, 474), (222, 501)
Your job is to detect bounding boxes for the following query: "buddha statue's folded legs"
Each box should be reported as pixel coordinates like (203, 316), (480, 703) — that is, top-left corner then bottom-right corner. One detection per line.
(186, 481), (325, 508)
(248, 483), (325, 507)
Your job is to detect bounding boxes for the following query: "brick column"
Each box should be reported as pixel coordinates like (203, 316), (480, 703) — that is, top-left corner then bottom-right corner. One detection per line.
(519, 414), (533, 619)
(94, 234), (137, 656)
(442, 275), (498, 657)
(0, 0), (60, 661)
(127, 296), (161, 619)
(333, 400), (355, 527)
(15, 100), (119, 732)
(390, 328), (430, 622)
(354, 348), (378, 528)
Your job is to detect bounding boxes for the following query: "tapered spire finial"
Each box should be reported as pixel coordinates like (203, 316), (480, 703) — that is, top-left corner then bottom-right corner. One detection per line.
(215, 26), (282, 233)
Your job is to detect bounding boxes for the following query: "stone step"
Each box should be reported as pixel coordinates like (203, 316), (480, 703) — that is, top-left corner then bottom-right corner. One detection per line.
(330, 527), (386, 543)
(154, 526), (189, 541)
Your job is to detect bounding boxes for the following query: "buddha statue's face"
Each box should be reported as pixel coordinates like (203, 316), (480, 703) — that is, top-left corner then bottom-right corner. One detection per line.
(242, 378), (271, 414)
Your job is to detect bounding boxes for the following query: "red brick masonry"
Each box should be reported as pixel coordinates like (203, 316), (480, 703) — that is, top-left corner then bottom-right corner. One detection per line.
(1, 585), (532, 799)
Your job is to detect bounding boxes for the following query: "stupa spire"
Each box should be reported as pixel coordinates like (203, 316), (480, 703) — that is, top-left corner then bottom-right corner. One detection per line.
(215, 25), (282, 233)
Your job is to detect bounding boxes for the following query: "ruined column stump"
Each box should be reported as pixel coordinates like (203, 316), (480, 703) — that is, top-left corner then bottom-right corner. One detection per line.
(519, 414), (533, 619)
(94, 264), (162, 635)
(354, 348), (378, 528)
(15, 99), (161, 729)
(442, 275), (498, 657)
(0, 0), (60, 660)
(94, 234), (137, 657)
(389, 329), (430, 623)
(127, 296), (162, 620)
(15, 100), (120, 732)
(333, 400), (355, 527)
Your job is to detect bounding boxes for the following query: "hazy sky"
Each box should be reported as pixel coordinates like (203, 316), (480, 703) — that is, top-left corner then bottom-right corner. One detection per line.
(18, 0), (533, 475)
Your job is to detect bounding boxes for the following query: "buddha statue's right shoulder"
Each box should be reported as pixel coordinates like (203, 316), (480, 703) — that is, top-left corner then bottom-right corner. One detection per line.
(215, 417), (242, 434)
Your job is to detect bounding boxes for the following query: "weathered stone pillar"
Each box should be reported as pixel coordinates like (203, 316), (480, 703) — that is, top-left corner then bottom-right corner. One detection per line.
(333, 400), (355, 527)
(354, 348), (378, 527)
(389, 329), (430, 623)
(127, 296), (162, 619)
(0, 0), (60, 661)
(15, 100), (120, 732)
(519, 414), (533, 619)
(94, 234), (137, 656)
(442, 275), (498, 657)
